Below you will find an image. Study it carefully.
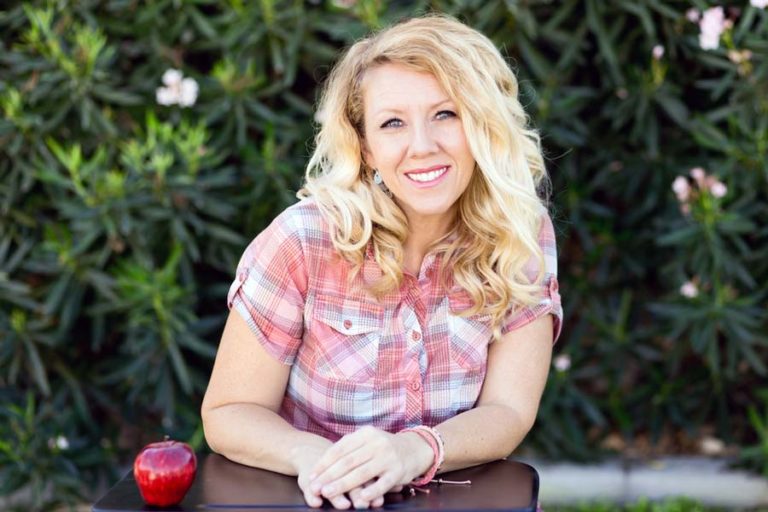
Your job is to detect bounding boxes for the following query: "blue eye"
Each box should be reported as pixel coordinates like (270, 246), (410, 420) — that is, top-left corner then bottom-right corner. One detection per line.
(381, 118), (403, 128)
(436, 110), (457, 120)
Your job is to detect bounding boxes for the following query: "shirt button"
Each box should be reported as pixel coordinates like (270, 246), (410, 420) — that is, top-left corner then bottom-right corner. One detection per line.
(409, 380), (421, 391)
(238, 272), (247, 282)
(343, 319), (353, 330)
(411, 331), (421, 341)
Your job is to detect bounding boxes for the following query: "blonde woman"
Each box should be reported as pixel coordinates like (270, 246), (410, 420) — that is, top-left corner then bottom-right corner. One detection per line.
(202, 14), (562, 510)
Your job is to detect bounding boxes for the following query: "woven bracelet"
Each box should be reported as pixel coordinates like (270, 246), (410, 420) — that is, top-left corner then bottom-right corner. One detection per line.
(400, 426), (445, 486)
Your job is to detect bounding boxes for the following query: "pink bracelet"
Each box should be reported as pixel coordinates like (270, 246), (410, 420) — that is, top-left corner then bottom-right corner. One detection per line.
(400, 426), (445, 486)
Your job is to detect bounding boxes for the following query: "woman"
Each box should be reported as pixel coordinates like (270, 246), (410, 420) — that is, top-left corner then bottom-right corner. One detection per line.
(202, 14), (562, 510)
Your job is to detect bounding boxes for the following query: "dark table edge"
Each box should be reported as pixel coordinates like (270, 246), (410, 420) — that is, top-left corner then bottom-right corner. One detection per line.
(92, 460), (540, 512)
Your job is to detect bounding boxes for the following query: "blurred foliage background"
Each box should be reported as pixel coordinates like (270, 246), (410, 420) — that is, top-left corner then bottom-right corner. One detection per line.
(1, 0), (767, 509)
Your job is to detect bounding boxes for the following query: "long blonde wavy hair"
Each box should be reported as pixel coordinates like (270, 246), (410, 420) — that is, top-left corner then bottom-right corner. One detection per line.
(298, 14), (550, 341)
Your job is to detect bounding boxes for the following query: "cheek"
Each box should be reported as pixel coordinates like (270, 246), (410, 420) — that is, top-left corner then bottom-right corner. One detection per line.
(440, 126), (472, 158)
(368, 135), (405, 169)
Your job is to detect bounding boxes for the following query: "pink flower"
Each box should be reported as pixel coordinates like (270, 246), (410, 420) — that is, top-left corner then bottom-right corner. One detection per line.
(690, 167), (707, 186)
(553, 354), (571, 372)
(652, 45), (665, 60)
(680, 281), (699, 298)
(710, 181), (727, 198)
(686, 8), (700, 22)
(751, 0), (768, 8)
(672, 176), (690, 202)
(728, 49), (753, 63)
(699, 7), (726, 50)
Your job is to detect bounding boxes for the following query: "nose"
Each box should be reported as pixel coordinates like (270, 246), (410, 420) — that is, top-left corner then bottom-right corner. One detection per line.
(408, 121), (439, 158)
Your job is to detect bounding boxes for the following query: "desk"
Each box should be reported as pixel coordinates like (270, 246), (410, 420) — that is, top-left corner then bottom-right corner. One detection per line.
(93, 453), (538, 511)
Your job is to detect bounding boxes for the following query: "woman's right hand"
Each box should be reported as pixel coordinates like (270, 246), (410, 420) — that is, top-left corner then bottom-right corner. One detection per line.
(294, 440), (337, 508)
(294, 439), (402, 509)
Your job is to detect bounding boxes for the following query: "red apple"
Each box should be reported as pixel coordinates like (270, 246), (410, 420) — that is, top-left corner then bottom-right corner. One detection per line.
(133, 438), (197, 507)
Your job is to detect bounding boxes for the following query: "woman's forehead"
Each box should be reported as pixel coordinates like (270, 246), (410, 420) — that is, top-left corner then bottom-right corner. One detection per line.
(361, 63), (453, 114)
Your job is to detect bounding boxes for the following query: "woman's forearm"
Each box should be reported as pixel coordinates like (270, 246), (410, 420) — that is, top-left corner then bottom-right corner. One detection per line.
(434, 403), (533, 473)
(202, 402), (331, 475)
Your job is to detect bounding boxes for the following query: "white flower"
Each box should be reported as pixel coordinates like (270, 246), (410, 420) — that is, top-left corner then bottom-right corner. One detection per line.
(680, 281), (699, 298)
(699, 32), (721, 50)
(553, 354), (571, 372)
(162, 69), (183, 86)
(672, 176), (690, 202)
(700, 436), (725, 456)
(710, 181), (727, 198)
(751, 0), (768, 8)
(686, 8), (700, 22)
(49, 435), (69, 450)
(652, 45), (665, 60)
(699, 7), (726, 50)
(156, 87), (176, 106)
(156, 68), (199, 108)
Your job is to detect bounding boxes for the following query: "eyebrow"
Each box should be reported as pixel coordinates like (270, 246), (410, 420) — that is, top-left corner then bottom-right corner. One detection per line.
(373, 98), (453, 116)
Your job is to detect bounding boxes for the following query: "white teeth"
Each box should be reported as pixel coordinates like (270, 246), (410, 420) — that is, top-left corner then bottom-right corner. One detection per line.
(407, 166), (448, 183)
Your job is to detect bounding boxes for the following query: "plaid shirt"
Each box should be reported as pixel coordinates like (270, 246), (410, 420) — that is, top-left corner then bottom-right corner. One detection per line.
(227, 198), (562, 441)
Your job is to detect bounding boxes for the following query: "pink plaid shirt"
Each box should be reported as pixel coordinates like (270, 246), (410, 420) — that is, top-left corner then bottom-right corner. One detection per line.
(227, 198), (562, 441)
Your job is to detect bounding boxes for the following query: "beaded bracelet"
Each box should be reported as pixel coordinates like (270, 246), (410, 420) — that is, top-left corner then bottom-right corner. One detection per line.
(400, 425), (445, 486)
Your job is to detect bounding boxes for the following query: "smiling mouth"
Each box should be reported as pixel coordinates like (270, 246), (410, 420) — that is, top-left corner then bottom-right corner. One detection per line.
(406, 166), (449, 183)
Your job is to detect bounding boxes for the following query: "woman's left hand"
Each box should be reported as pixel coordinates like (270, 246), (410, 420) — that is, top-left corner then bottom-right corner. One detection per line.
(307, 426), (433, 508)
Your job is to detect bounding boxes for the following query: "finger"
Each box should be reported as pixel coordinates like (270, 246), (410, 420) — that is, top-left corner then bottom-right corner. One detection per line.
(357, 473), (398, 503)
(351, 479), (386, 509)
(349, 478), (380, 510)
(310, 431), (372, 480)
(329, 493), (351, 510)
(298, 477), (324, 508)
(302, 487), (324, 508)
(388, 485), (404, 493)
(319, 459), (382, 499)
(311, 447), (373, 494)
(348, 486), (370, 510)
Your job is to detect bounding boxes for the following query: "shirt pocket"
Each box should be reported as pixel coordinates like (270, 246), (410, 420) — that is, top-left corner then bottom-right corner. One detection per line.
(309, 295), (384, 383)
(447, 293), (491, 371)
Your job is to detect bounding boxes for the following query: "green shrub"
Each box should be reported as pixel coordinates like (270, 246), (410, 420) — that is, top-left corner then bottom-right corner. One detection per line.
(1, 1), (766, 509)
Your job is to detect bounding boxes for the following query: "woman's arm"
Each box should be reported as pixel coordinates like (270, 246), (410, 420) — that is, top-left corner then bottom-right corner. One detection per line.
(202, 310), (362, 508)
(308, 313), (554, 503)
(201, 309), (330, 473)
(434, 312), (553, 471)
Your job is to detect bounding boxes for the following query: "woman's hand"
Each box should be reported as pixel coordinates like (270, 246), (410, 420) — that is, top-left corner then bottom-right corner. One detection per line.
(307, 426), (434, 508)
(294, 439), (343, 508)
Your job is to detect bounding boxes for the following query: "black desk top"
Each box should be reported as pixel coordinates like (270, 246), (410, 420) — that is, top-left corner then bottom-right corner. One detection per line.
(93, 453), (539, 512)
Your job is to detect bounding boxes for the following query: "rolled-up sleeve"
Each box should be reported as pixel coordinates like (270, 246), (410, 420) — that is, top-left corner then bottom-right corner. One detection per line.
(227, 212), (308, 364)
(501, 213), (563, 343)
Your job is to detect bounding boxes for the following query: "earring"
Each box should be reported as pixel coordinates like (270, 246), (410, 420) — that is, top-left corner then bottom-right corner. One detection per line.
(372, 169), (392, 198)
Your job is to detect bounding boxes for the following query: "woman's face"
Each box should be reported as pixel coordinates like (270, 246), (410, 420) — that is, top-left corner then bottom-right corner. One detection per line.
(361, 63), (475, 231)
